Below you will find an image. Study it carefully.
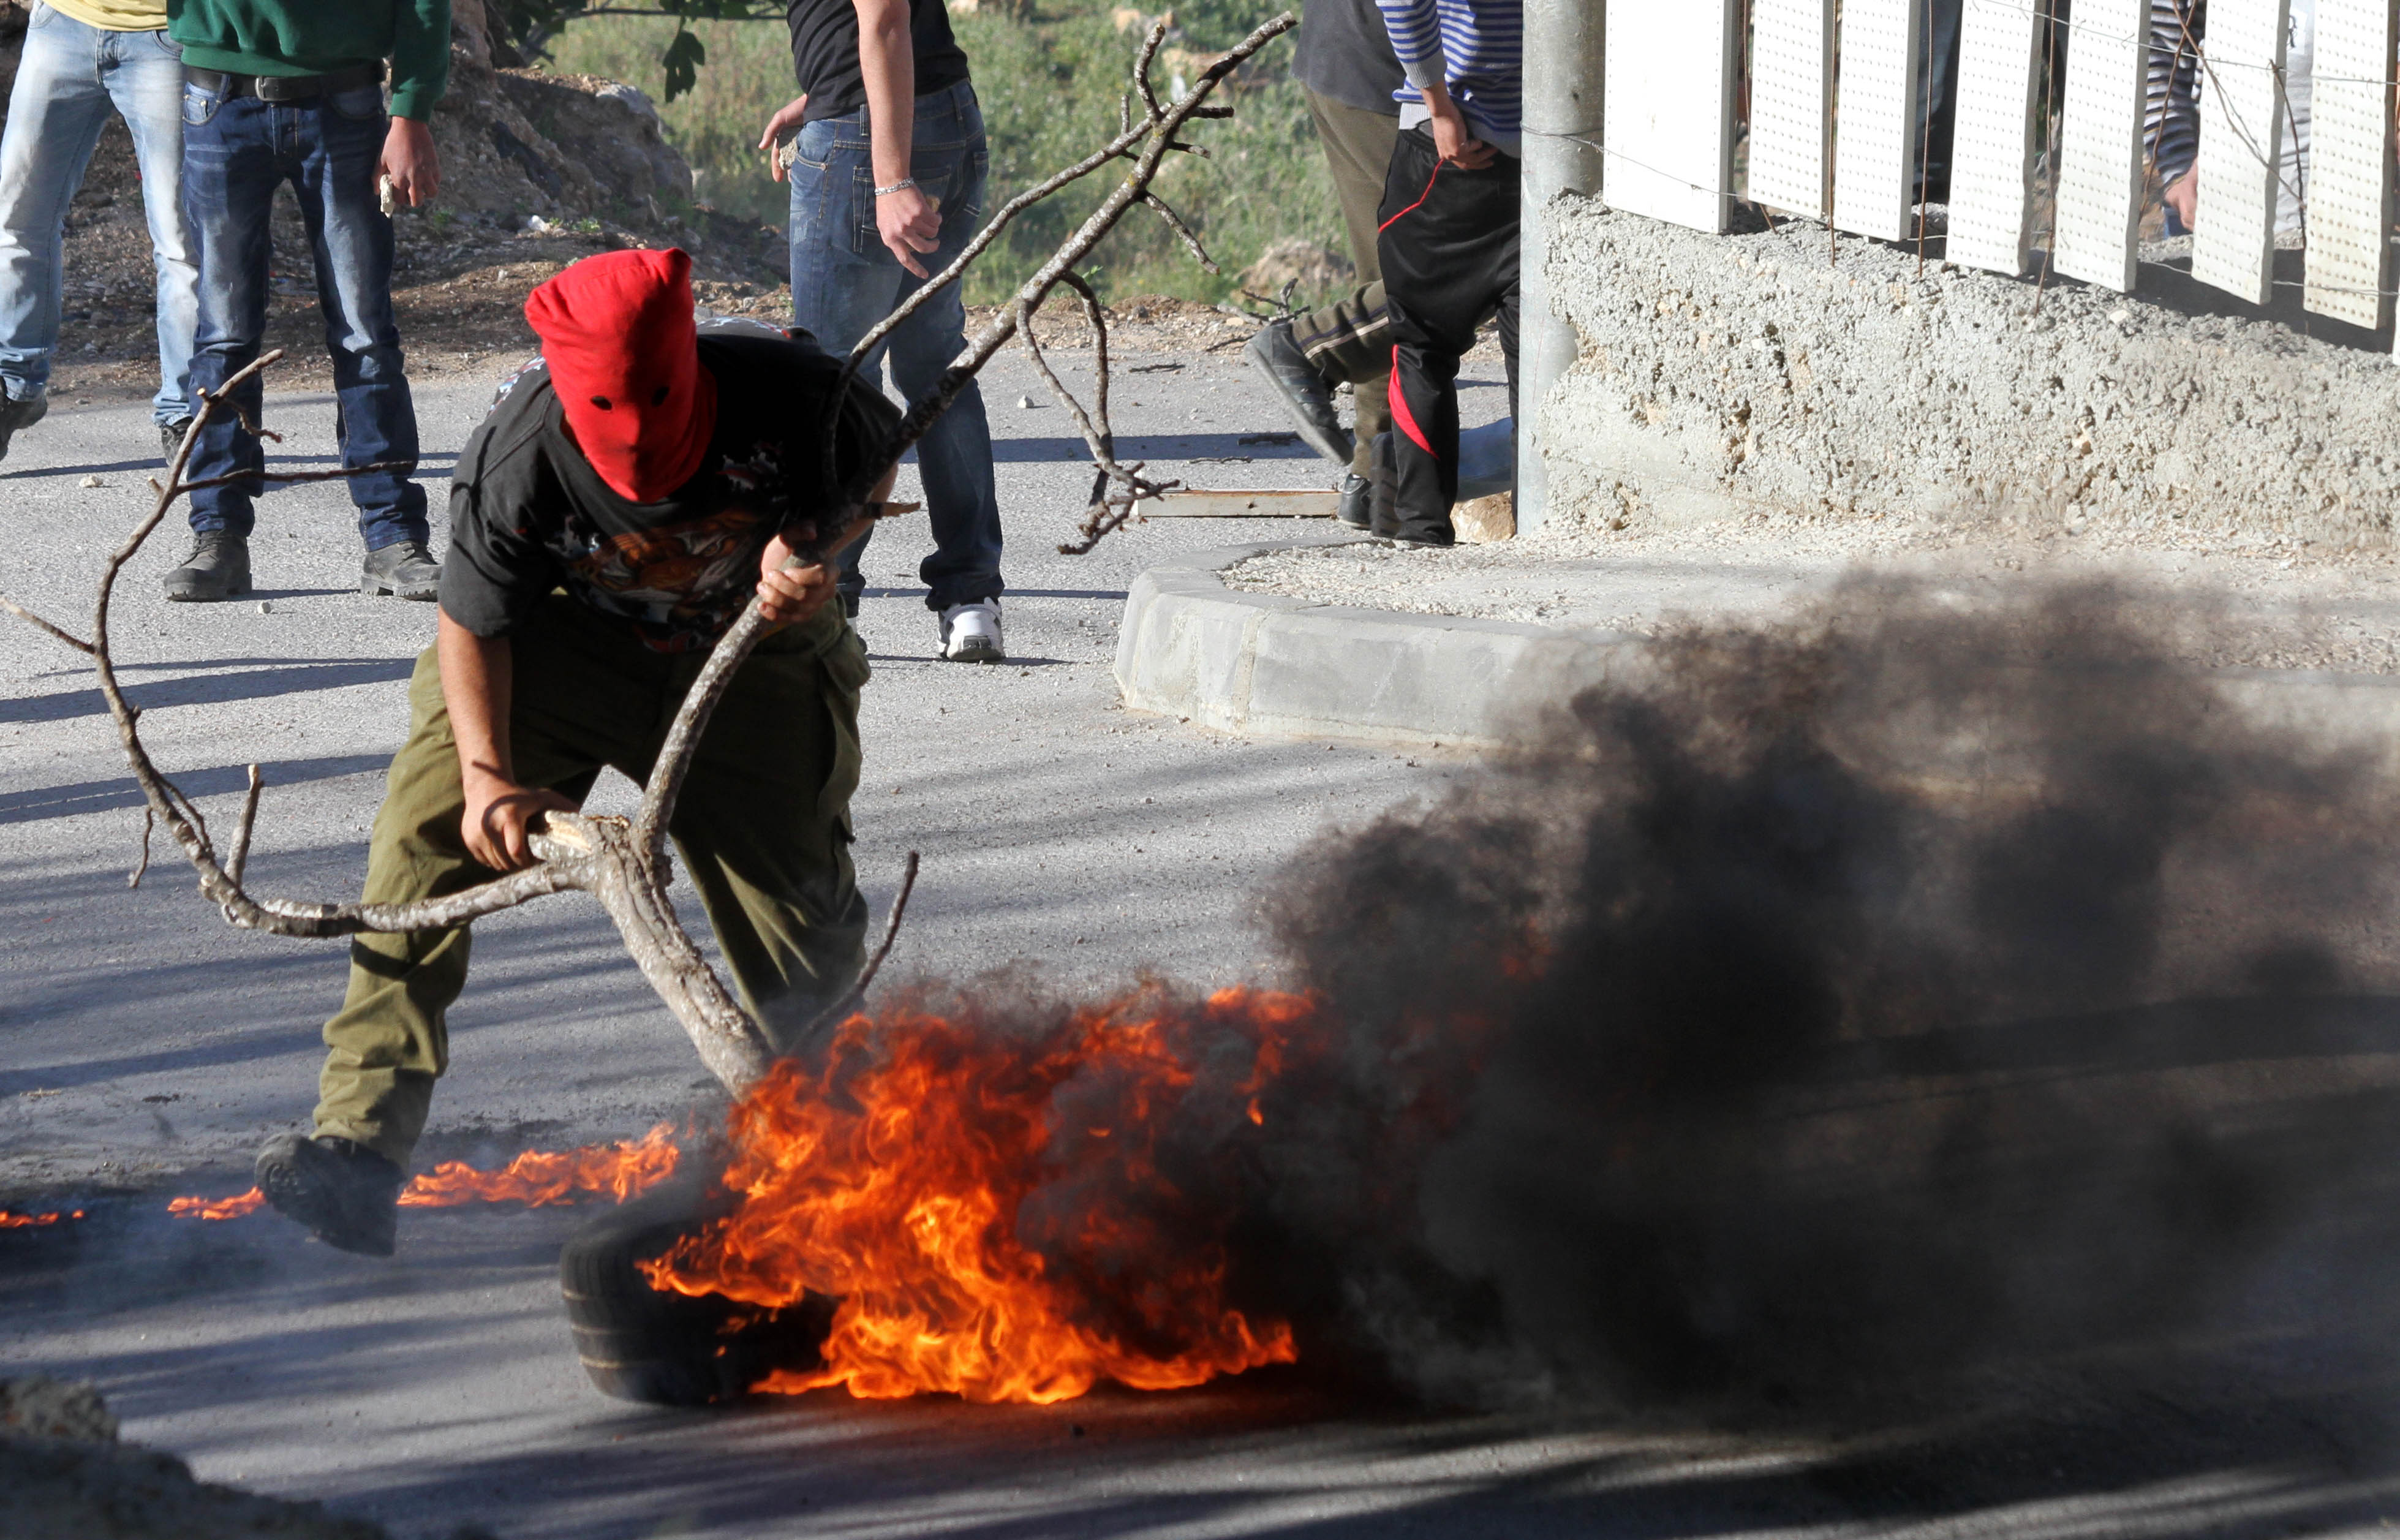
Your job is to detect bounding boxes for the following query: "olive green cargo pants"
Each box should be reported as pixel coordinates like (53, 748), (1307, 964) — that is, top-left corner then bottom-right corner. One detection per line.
(1302, 88), (1399, 478)
(313, 594), (871, 1166)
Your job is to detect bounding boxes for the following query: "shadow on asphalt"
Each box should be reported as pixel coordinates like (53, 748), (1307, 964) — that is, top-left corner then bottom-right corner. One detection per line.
(1, 659), (418, 726)
(0, 755), (393, 826)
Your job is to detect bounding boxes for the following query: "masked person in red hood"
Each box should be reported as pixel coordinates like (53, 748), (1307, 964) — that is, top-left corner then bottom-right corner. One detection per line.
(252, 248), (902, 1257)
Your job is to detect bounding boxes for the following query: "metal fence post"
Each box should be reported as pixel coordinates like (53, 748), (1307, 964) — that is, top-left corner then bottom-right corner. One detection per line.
(1517, 0), (1604, 537)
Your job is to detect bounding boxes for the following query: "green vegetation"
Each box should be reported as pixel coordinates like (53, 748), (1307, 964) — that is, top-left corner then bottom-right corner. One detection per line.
(543, 2), (1343, 303)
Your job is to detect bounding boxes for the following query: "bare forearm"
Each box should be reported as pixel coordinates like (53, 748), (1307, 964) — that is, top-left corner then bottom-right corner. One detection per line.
(857, 0), (916, 188)
(436, 611), (515, 788)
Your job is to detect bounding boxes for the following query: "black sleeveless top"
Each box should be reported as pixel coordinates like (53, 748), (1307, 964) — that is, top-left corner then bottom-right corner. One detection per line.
(786, 0), (973, 124)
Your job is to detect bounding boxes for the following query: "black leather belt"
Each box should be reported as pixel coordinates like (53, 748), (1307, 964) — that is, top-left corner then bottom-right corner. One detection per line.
(184, 62), (385, 102)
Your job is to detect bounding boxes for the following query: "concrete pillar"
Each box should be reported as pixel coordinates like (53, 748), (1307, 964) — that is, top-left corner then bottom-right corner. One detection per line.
(1516, 0), (1605, 536)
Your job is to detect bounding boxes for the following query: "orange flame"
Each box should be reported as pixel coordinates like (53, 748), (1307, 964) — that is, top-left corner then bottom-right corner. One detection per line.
(0, 1209), (83, 1228)
(169, 1125), (680, 1220)
(399, 1123), (679, 1209)
(167, 1189), (267, 1220)
(643, 986), (1314, 1405)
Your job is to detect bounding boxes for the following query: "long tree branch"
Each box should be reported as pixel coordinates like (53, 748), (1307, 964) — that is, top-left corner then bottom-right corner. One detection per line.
(1, 15), (1297, 1093)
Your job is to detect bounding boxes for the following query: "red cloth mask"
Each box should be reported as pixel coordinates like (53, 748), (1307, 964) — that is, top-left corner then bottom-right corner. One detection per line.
(523, 247), (717, 503)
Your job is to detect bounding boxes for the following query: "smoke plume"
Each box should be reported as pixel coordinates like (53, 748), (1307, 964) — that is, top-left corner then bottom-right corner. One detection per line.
(1242, 579), (2400, 1406)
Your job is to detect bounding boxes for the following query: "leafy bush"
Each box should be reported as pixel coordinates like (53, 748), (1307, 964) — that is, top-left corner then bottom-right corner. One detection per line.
(545, 1), (1344, 304)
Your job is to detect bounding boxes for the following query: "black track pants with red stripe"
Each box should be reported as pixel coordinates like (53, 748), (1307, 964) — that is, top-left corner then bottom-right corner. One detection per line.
(1372, 124), (1520, 545)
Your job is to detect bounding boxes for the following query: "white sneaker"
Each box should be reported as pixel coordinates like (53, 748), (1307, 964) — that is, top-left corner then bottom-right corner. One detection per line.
(939, 599), (1005, 663)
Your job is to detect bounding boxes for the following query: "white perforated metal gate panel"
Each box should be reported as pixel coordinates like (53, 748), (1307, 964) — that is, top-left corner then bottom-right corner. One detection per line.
(1832, 0), (1926, 240)
(2307, 0), (2397, 331)
(1603, 0), (1739, 231)
(1945, 0), (2050, 274)
(2191, 0), (2292, 304)
(1748, 0), (1835, 216)
(2051, 0), (2149, 291)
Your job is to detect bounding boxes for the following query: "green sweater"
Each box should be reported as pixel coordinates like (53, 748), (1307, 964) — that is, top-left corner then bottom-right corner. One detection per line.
(167, 0), (451, 121)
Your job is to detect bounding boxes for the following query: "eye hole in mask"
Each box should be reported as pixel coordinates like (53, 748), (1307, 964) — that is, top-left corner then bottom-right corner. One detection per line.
(590, 396), (613, 410)
(652, 385), (669, 404)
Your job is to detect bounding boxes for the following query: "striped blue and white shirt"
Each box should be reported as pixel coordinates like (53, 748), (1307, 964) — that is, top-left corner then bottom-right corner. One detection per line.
(1373, 0), (1523, 154)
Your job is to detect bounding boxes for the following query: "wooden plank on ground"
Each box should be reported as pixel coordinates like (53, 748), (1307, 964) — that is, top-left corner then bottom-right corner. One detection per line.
(2191, 0), (2293, 304)
(2051, 0), (2149, 291)
(1134, 489), (1340, 518)
(2308, 0), (2398, 330)
(1748, 0), (1836, 217)
(1832, 0), (1927, 241)
(1602, 0), (1740, 232)
(1945, 0), (2050, 274)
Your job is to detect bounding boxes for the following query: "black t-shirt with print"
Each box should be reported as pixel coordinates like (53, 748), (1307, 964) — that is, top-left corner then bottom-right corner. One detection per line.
(440, 331), (900, 654)
(787, 0), (972, 124)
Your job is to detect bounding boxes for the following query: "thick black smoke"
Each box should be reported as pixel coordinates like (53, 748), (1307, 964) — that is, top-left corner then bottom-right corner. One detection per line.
(1234, 580), (2400, 1407)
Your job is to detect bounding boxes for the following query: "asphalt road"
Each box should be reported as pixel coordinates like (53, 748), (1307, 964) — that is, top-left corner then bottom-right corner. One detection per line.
(4, 355), (2396, 1539)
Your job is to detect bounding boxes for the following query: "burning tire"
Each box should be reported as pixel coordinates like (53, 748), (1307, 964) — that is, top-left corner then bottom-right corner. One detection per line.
(559, 1178), (834, 1406)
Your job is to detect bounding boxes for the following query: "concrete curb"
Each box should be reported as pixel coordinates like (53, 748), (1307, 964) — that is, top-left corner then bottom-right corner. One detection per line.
(1114, 543), (2400, 762)
(1111, 543), (1639, 748)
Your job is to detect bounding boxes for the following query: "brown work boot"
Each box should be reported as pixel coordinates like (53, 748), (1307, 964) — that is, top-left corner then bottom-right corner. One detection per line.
(256, 1133), (404, 1256)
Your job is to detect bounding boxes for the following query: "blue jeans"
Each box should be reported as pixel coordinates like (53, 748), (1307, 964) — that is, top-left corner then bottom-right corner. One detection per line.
(788, 78), (1002, 612)
(0, 3), (196, 423)
(179, 77), (425, 549)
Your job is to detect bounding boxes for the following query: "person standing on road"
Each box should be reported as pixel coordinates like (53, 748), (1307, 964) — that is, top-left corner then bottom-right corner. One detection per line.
(759, 0), (1005, 662)
(254, 250), (899, 1256)
(162, 0), (446, 604)
(1242, 0), (1402, 528)
(1368, 0), (1520, 549)
(0, 0), (198, 466)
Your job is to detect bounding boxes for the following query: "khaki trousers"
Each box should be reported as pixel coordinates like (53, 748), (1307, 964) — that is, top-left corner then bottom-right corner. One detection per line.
(1304, 89), (1398, 477)
(313, 595), (871, 1166)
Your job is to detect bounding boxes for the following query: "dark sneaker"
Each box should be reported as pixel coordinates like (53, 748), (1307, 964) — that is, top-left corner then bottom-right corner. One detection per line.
(361, 540), (440, 601)
(1244, 318), (1351, 467)
(159, 418), (194, 467)
(1335, 470), (1372, 529)
(0, 390), (47, 464)
(163, 532), (251, 602)
(255, 1133), (404, 1257)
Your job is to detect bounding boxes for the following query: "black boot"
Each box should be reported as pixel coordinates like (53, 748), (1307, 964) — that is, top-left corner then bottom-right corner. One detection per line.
(255, 1133), (404, 1256)
(0, 391), (47, 464)
(1334, 470), (1372, 529)
(1243, 318), (1352, 467)
(360, 539), (440, 601)
(163, 533), (251, 602)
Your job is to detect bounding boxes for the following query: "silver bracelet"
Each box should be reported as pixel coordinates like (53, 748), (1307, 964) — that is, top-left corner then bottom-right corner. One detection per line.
(874, 177), (918, 197)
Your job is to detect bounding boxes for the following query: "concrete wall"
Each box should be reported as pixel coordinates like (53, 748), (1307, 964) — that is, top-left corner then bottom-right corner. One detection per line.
(1536, 196), (2400, 548)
